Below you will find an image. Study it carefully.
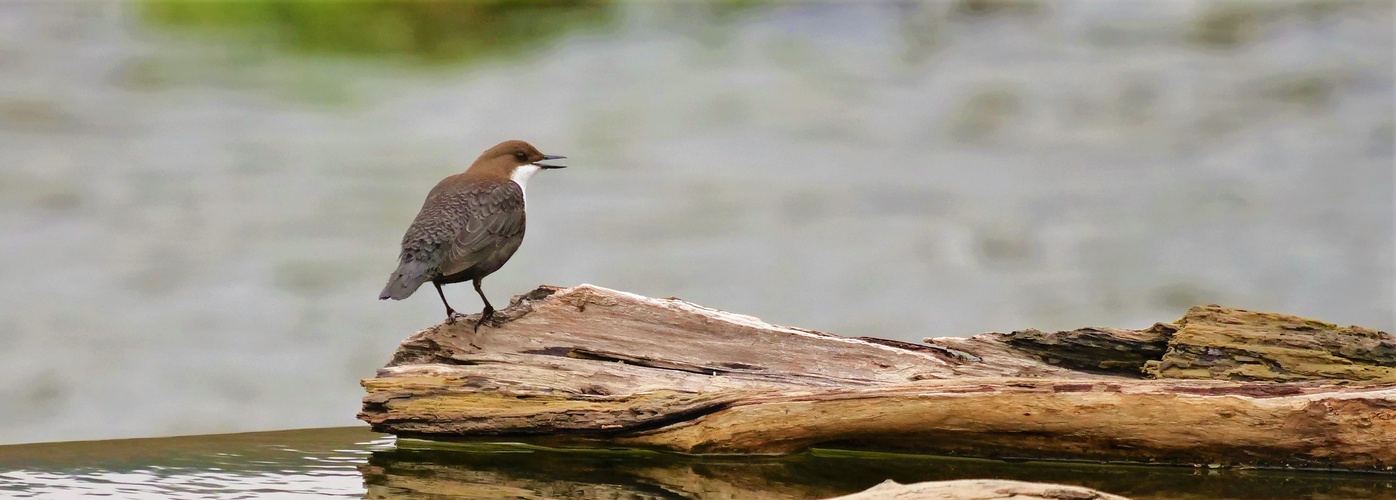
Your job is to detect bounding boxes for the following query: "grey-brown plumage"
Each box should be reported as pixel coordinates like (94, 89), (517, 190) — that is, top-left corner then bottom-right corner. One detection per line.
(380, 140), (565, 330)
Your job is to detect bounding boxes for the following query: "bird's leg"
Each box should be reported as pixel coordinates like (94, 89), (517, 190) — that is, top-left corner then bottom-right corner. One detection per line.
(434, 282), (463, 324)
(473, 278), (494, 333)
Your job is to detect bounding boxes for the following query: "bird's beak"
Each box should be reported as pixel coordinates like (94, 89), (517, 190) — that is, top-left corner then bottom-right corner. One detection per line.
(534, 155), (567, 169)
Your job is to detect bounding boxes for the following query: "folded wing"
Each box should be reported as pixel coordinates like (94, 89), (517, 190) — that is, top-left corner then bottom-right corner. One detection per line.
(438, 181), (526, 277)
(379, 179), (525, 300)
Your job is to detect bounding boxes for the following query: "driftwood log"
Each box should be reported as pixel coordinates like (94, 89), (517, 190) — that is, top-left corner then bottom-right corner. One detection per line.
(359, 284), (1396, 471)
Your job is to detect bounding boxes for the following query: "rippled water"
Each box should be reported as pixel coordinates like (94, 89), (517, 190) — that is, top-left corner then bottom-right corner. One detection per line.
(2, 427), (1395, 500)
(0, 428), (388, 499)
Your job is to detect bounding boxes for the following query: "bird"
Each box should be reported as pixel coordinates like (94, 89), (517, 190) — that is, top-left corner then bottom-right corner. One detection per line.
(379, 140), (566, 331)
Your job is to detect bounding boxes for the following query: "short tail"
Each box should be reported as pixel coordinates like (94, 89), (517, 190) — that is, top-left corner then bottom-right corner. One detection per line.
(379, 260), (433, 300)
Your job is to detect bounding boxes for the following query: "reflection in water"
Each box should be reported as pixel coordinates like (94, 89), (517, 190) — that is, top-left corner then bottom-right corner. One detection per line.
(364, 440), (1396, 500)
(3, 428), (1394, 500)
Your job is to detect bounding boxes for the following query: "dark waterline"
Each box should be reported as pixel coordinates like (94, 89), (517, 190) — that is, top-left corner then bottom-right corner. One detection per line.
(1, 427), (1394, 499)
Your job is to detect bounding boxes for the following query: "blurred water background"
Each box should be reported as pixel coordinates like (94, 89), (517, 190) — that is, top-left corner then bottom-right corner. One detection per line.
(0, 0), (1391, 444)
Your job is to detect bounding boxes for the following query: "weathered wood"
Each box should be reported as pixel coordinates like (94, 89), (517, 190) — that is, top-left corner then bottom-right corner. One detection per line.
(827, 479), (1130, 500)
(1143, 305), (1396, 381)
(359, 284), (1396, 471)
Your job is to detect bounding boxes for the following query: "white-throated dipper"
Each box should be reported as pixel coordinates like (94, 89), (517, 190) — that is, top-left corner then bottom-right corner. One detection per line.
(379, 140), (566, 331)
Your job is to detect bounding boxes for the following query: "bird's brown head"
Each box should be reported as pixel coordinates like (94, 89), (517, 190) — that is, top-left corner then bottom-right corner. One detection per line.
(466, 140), (566, 183)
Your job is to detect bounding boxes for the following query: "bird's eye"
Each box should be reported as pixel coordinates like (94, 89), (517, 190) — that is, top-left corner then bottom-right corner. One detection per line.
(514, 152), (527, 161)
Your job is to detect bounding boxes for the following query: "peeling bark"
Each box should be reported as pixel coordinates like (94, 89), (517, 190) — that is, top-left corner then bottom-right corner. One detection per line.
(360, 284), (1396, 471)
(1143, 305), (1396, 381)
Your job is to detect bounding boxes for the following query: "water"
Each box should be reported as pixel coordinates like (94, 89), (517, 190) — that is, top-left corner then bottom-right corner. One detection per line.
(0, 1), (1391, 444)
(2, 427), (1395, 499)
(0, 428), (384, 499)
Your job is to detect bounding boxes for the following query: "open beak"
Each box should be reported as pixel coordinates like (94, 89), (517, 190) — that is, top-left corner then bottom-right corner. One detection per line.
(533, 154), (567, 169)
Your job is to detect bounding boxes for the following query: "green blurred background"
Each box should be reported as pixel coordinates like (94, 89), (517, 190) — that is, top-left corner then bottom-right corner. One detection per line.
(0, 0), (1390, 444)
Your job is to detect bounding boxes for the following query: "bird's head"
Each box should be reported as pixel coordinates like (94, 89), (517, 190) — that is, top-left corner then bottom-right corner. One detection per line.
(468, 140), (566, 184)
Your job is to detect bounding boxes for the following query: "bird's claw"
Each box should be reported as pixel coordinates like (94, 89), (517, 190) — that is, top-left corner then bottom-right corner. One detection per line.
(444, 311), (467, 325)
(473, 306), (497, 333)
(473, 312), (492, 333)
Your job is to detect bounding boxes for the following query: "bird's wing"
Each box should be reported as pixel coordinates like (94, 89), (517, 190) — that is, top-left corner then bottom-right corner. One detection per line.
(437, 180), (526, 277)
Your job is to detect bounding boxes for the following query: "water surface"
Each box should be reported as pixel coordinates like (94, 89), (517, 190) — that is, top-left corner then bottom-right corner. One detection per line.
(2, 427), (1395, 499)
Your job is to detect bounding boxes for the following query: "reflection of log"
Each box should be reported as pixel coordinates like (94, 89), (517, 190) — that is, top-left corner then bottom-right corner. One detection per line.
(361, 455), (1130, 500)
(360, 440), (1396, 500)
(359, 285), (1396, 471)
(360, 443), (834, 500)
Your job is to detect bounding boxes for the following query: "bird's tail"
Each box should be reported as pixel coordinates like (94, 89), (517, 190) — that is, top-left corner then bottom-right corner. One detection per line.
(379, 260), (432, 300)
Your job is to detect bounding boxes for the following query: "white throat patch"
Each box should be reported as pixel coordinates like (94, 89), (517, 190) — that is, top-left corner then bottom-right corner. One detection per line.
(510, 164), (542, 202)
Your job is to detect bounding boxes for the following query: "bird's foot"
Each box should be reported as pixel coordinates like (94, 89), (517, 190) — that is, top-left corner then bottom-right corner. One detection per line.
(473, 306), (496, 333)
(444, 310), (467, 325)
